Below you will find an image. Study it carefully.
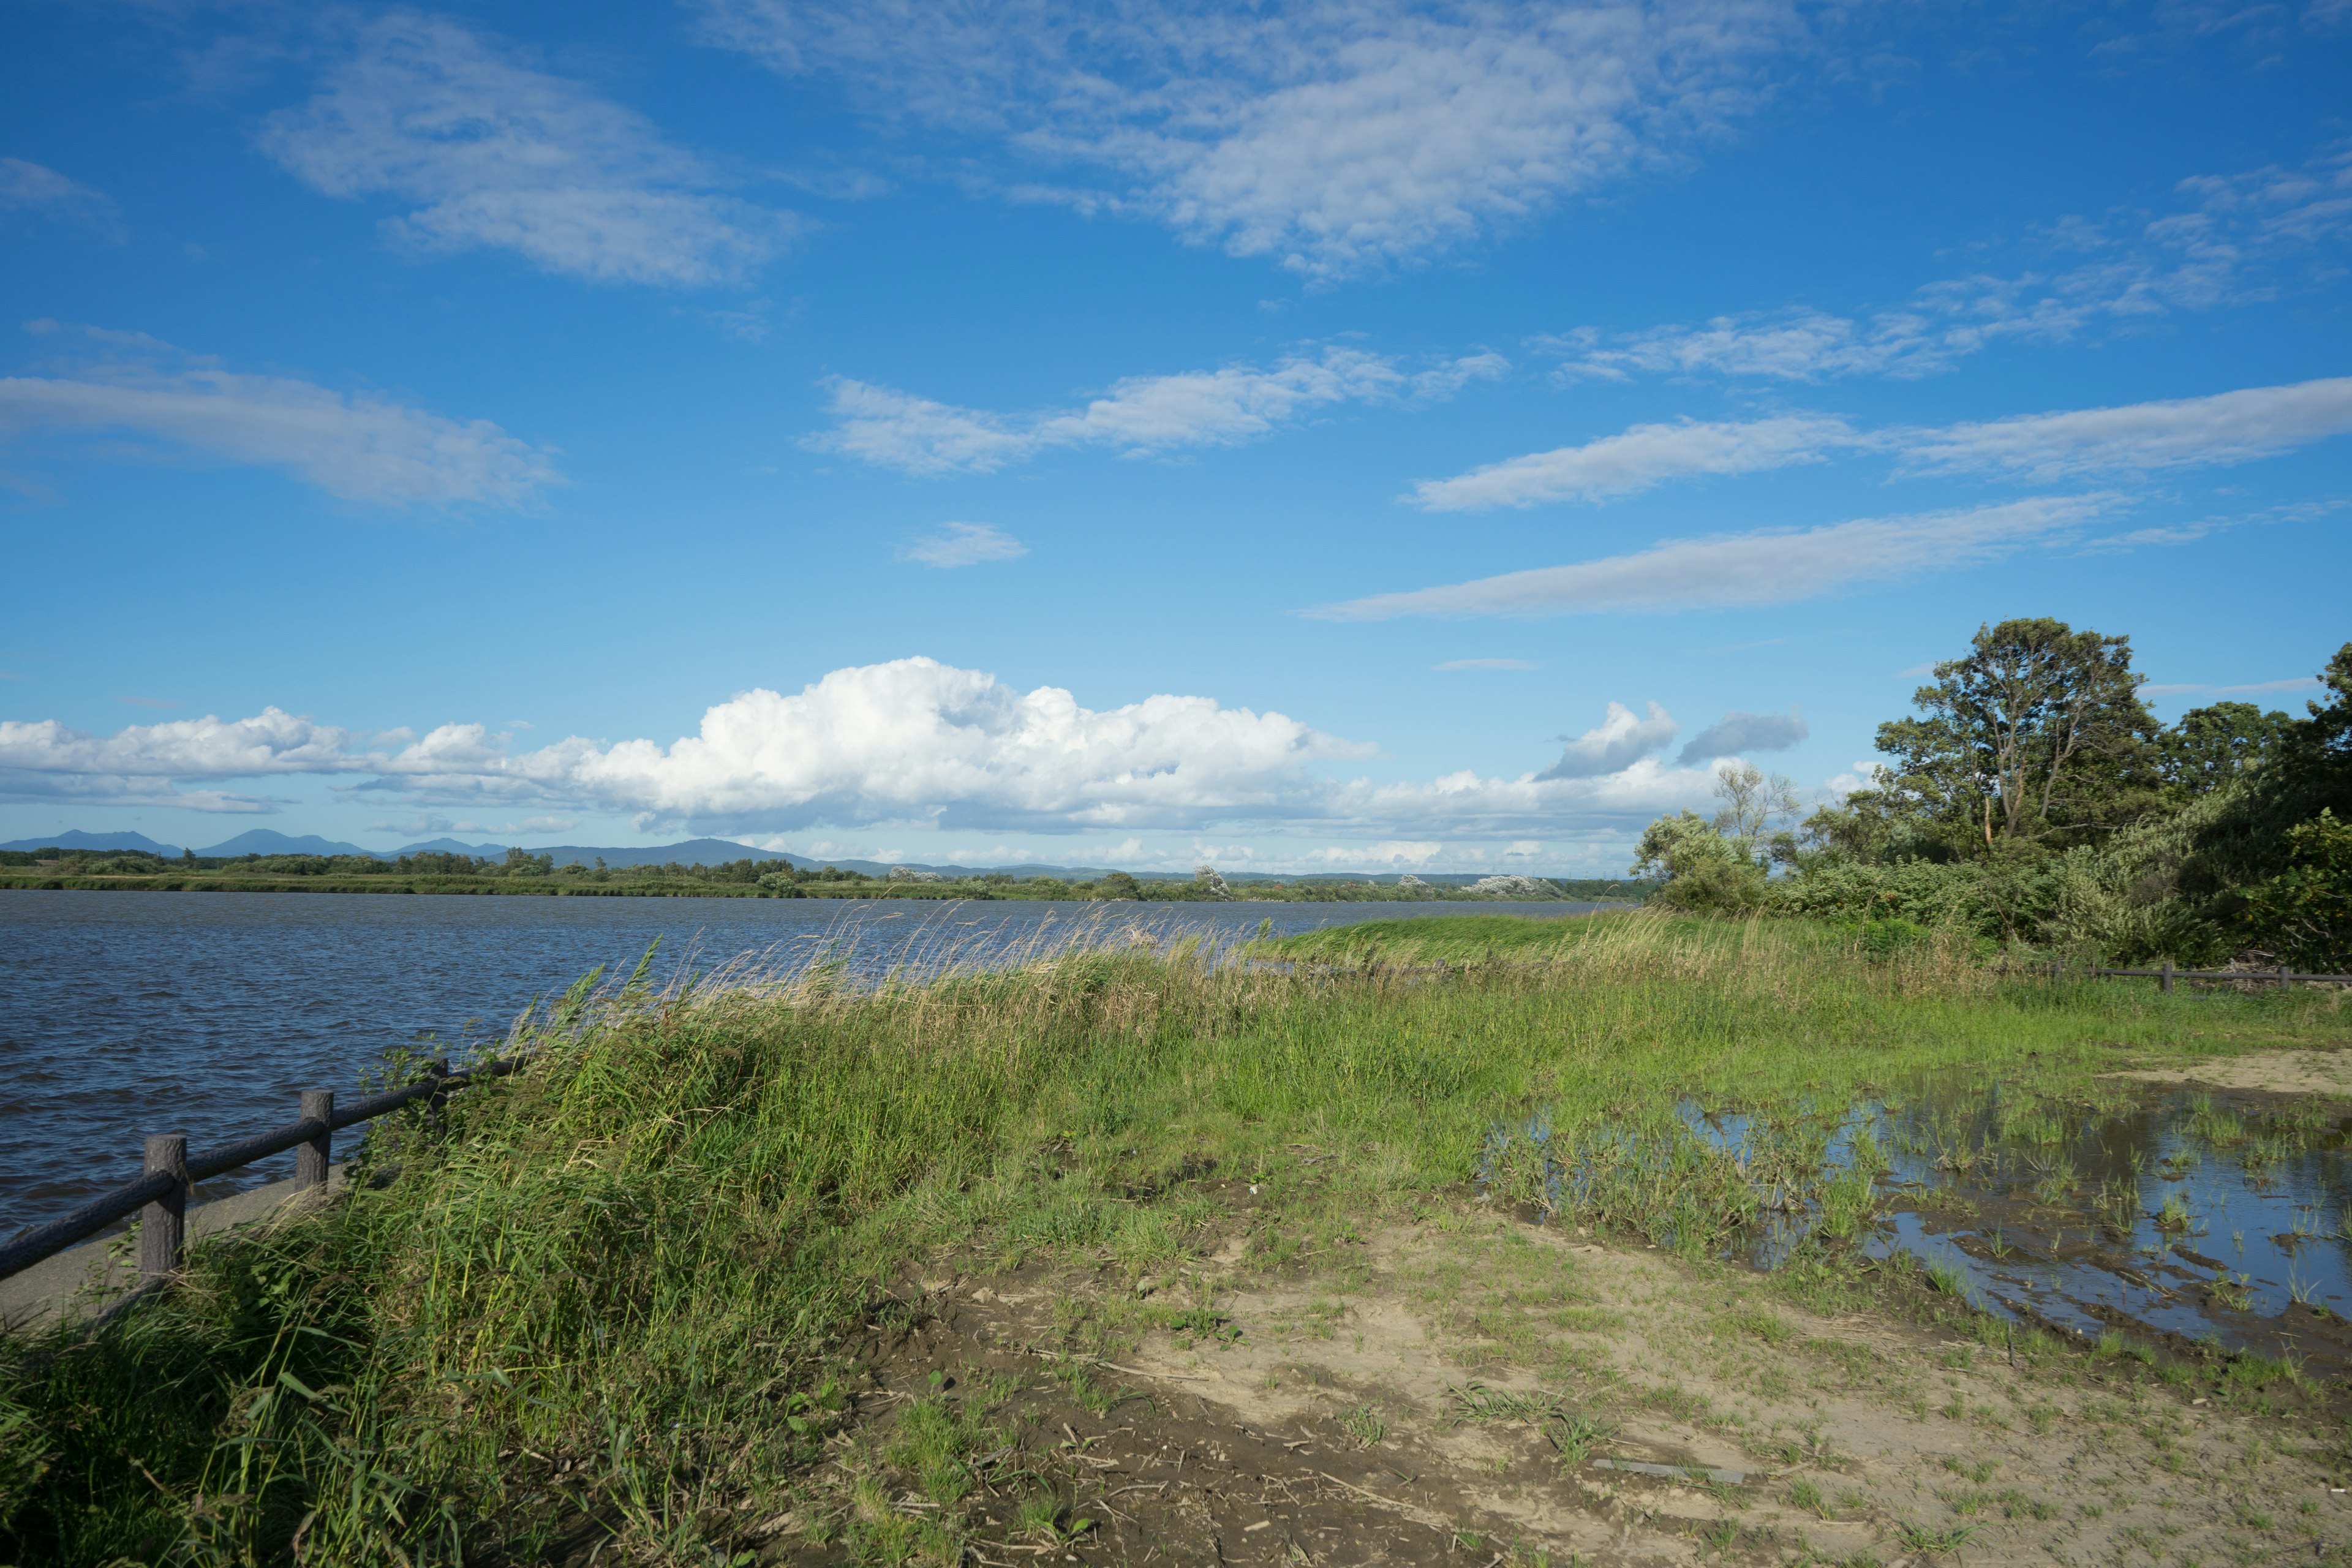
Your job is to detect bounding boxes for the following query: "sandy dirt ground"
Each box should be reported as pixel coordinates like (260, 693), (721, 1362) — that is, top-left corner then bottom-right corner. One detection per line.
(2109, 1049), (2352, 1099)
(756, 1200), (2351, 1567)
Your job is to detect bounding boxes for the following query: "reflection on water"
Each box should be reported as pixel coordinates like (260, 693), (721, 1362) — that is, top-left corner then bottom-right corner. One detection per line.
(1861, 1084), (2350, 1368)
(1721, 1090), (2342, 1373)
(1491, 1079), (2352, 1374)
(0, 890), (1602, 1236)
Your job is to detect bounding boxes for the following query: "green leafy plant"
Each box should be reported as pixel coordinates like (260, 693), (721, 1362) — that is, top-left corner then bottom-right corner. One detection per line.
(2242, 809), (2352, 972)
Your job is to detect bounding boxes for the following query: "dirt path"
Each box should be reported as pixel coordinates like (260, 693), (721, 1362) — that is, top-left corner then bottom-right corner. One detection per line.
(2109, 1048), (2352, 1098)
(757, 1208), (2351, 1566)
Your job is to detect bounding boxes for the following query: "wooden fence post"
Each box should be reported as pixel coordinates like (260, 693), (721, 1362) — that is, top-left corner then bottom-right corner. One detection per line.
(139, 1134), (187, 1283)
(297, 1090), (333, 1189)
(2161, 960), (2173, 994)
(2280, 965), (2293, 991)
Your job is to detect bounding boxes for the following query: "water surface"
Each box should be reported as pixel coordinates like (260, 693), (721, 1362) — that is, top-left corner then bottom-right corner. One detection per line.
(0, 890), (1600, 1235)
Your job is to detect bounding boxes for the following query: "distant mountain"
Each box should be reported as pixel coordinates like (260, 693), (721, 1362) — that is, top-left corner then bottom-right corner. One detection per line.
(390, 838), (510, 857)
(194, 829), (373, 858)
(0, 829), (185, 855)
(382, 837), (805, 869)
(518, 839), (804, 870)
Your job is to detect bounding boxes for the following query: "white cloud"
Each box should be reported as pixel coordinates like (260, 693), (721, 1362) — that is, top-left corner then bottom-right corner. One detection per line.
(1539, 700), (1677, 778)
(1546, 145), (2352, 382)
(1433, 658), (1537, 671)
(1299, 840), (1446, 867)
(0, 324), (559, 506)
(1412, 413), (1857, 509)
(1310, 495), (2122, 620)
(1824, 760), (1884, 796)
(1676, 708), (1806, 764)
(698, 0), (1800, 279)
(0, 159), (124, 239)
(1, 658), (1730, 838)
(1898, 376), (2352, 480)
(1409, 377), (2352, 513)
(258, 13), (795, 287)
(899, 521), (1030, 568)
(814, 345), (1496, 474)
(0, 707), (362, 812)
(361, 658), (1378, 832)
(2141, 677), (2322, 697)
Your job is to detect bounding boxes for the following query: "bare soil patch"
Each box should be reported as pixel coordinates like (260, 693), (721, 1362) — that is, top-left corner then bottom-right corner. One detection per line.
(750, 1204), (2352, 1566)
(2108, 1049), (2352, 1099)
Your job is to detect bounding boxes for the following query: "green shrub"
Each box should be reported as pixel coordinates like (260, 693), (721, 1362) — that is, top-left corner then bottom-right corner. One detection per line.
(2242, 809), (2352, 971)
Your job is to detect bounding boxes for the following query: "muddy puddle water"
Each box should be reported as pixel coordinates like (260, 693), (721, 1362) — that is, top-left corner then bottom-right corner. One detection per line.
(1695, 1082), (2352, 1371)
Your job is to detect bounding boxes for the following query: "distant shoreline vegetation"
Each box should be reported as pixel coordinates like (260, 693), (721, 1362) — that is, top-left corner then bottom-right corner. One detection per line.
(0, 846), (1652, 903)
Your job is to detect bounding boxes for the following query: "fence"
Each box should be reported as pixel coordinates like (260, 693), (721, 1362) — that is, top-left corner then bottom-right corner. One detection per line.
(0, 1055), (521, 1289)
(2089, 962), (2350, 992)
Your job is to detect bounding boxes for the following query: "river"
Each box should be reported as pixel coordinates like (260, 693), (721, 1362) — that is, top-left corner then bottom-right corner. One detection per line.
(0, 891), (1607, 1235)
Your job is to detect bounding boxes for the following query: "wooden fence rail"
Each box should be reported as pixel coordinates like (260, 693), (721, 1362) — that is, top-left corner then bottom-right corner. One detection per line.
(2089, 962), (2351, 992)
(0, 1054), (522, 1287)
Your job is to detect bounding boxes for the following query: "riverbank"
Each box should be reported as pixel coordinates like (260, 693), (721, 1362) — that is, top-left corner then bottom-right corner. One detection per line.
(0, 868), (1647, 902)
(3, 913), (2346, 1566)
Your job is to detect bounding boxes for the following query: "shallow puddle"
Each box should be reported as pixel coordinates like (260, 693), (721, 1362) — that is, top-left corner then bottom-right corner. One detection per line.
(1495, 1077), (2352, 1375)
(1853, 1081), (2352, 1371)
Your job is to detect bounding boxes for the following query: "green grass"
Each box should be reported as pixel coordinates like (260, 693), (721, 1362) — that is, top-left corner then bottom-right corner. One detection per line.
(1, 911), (2343, 1565)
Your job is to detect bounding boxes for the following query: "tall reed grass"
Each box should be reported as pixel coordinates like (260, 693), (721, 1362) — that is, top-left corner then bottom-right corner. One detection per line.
(1, 910), (2337, 1565)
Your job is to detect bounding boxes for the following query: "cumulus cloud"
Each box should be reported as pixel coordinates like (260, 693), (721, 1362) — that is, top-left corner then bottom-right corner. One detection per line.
(1676, 708), (1807, 764)
(258, 12), (796, 287)
(0, 707), (363, 812)
(1898, 376), (2352, 480)
(1310, 495), (2122, 619)
(1545, 144), (2352, 382)
(0, 323), (559, 506)
(813, 345), (1500, 474)
(697, 0), (1800, 279)
(898, 522), (1029, 568)
(1412, 414), (1858, 509)
(0, 159), (124, 239)
(1299, 840), (1446, 867)
(1539, 701), (1678, 779)
(0, 658), (1731, 837)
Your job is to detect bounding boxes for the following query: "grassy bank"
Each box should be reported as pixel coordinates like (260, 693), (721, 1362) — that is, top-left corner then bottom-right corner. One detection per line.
(2, 913), (2345, 1564)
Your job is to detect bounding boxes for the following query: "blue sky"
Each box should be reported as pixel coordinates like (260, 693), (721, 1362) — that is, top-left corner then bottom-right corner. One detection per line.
(2, 0), (2347, 874)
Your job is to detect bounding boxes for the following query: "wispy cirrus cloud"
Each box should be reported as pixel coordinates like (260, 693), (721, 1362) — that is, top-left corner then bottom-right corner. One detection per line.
(2141, 677), (2322, 697)
(1412, 413), (1860, 509)
(1544, 144), (2352, 382)
(697, 0), (1803, 280)
(1898, 376), (2352, 480)
(1409, 376), (2352, 510)
(0, 658), (1735, 837)
(0, 159), (124, 240)
(258, 12), (796, 287)
(0, 322), (559, 506)
(814, 346), (1506, 475)
(1313, 495), (2122, 620)
(897, 521), (1028, 568)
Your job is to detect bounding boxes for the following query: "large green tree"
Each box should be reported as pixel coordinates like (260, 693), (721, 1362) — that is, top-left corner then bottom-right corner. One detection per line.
(1872, 617), (2159, 858)
(2157, 701), (2294, 793)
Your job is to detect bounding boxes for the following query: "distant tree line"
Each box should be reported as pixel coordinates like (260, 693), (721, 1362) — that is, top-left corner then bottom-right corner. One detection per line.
(1, 843), (1653, 905)
(1632, 618), (2352, 970)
